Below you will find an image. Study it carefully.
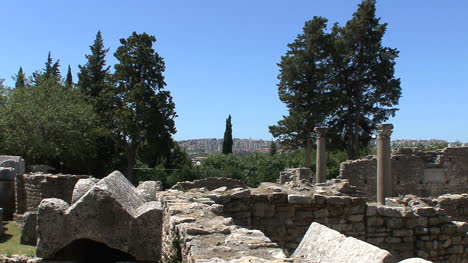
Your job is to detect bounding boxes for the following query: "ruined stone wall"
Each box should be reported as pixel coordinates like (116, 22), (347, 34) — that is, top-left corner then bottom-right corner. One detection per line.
(171, 177), (247, 191)
(218, 191), (467, 262)
(15, 173), (89, 215)
(158, 190), (287, 263)
(435, 194), (468, 222)
(339, 147), (468, 200)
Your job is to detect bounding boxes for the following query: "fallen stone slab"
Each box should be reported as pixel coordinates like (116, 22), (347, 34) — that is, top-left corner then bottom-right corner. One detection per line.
(292, 222), (397, 263)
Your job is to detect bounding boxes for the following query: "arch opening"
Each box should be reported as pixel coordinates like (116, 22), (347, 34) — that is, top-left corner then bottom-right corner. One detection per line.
(52, 238), (136, 263)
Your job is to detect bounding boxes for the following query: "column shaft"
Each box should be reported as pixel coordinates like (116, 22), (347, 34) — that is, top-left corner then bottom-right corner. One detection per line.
(376, 124), (393, 204)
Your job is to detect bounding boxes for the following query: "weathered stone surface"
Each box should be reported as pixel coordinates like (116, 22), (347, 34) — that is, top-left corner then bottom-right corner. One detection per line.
(293, 222), (397, 263)
(36, 171), (163, 262)
(171, 177), (247, 191)
(288, 194), (312, 204)
(71, 177), (99, 203)
(20, 211), (37, 245)
(136, 180), (163, 201)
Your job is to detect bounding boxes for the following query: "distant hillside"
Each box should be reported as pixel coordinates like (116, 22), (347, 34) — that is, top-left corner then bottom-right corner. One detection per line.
(178, 138), (278, 154)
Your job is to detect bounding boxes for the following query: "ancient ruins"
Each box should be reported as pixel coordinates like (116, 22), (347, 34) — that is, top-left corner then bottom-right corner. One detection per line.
(0, 125), (467, 263)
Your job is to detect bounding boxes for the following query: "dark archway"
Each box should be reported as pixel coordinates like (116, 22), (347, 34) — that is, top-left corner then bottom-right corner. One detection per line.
(52, 239), (136, 263)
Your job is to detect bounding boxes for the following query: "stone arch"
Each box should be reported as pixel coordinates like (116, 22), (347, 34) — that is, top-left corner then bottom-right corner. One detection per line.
(51, 238), (136, 263)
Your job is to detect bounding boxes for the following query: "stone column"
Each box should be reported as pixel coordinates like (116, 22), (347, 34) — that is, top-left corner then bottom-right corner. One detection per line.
(314, 127), (328, 184)
(376, 123), (393, 204)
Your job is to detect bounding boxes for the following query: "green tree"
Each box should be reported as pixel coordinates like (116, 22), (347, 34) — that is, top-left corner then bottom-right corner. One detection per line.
(78, 31), (110, 101)
(269, 16), (333, 167)
(0, 78), (101, 173)
(15, 67), (26, 89)
(113, 32), (177, 182)
(32, 52), (61, 85)
(65, 65), (73, 88)
(222, 115), (233, 154)
(78, 31), (121, 177)
(330, 0), (401, 159)
(269, 141), (277, 156)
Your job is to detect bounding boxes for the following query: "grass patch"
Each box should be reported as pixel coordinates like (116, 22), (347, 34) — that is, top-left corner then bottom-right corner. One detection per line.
(0, 221), (36, 256)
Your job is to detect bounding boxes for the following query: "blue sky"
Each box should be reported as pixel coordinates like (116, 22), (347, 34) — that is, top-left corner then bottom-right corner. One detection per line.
(1, 1), (467, 142)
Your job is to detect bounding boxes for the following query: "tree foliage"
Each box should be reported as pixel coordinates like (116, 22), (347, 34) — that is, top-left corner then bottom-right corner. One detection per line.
(330, 0), (401, 159)
(0, 77), (102, 173)
(271, 0), (401, 160)
(222, 115), (233, 154)
(77, 31), (122, 177)
(78, 31), (110, 101)
(113, 32), (177, 182)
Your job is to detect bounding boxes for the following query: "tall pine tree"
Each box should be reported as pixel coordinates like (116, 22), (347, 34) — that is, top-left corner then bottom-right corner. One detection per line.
(32, 52), (61, 86)
(222, 115), (233, 154)
(78, 31), (110, 100)
(78, 31), (121, 177)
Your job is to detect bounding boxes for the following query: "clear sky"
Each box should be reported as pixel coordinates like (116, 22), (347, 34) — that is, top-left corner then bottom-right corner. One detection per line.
(1, 1), (467, 142)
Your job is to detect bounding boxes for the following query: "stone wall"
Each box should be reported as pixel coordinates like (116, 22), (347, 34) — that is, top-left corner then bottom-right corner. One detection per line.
(15, 173), (89, 215)
(215, 188), (467, 262)
(158, 189), (288, 263)
(339, 147), (468, 200)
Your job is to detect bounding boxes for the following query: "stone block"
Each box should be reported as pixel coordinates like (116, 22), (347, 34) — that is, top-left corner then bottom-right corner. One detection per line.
(327, 196), (352, 205)
(293, 222), (397, 263)
(136, 180), (162, 202)
(20, 211), (37, 246)
(377, 206), (407, 217)
(385, 218), (403, 229)
(288, 194), (312, 204)
(231, 189), (251, 199)
(368, 216), (385, 227)
(348, 214), (364, 222)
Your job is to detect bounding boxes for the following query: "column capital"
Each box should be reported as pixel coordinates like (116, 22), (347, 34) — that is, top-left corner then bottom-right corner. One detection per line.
(314, 127), (329, 138)
(376, 124), (393, 138)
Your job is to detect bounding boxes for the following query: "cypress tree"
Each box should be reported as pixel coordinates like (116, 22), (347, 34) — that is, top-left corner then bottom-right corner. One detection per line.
(66, 65), (73, 88)
(222, 115), (233, 154)
(15, 67), (26, 89)
(269, 141), (277, 156)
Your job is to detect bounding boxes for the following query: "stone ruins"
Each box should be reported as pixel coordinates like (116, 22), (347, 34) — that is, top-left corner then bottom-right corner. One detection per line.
(1, 125), (467, 263)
